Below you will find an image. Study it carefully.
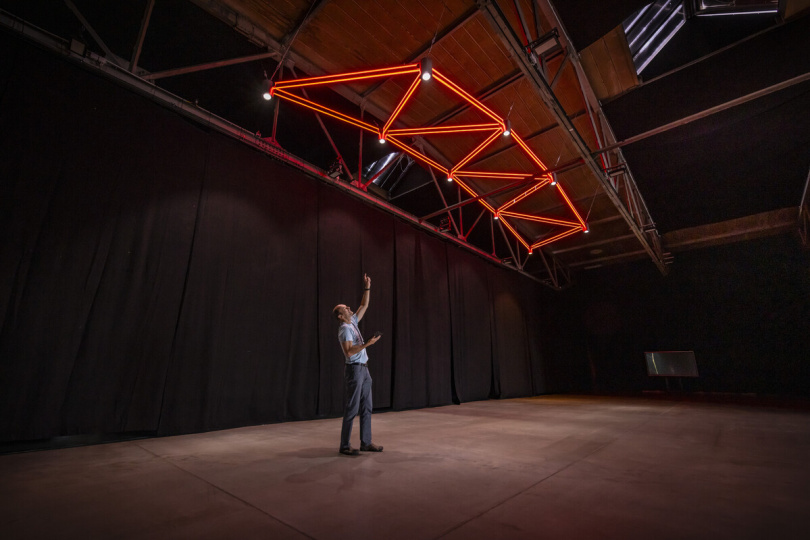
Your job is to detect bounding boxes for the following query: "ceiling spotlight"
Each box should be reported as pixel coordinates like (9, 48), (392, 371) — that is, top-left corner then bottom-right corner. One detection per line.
(584, 227), (590, 233)
(527, 249), (532, 256)
(503, 119), (512, 137)
(420, 57), (433, 81)
(493, 213), (499, 220)
(262, 79), (273, 101)
(379, 137), (386, 144)
(550, 172), (557, 186)
(447, 174), (453, 182)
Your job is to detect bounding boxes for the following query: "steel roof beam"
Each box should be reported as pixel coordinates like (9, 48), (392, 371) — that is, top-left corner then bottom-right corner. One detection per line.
(480, 0), (668, 275)
(143, 50), (280, 80)
(280, 0), (331, 48)
(130, 0), (155, 74)
(596, 70), (810, 155)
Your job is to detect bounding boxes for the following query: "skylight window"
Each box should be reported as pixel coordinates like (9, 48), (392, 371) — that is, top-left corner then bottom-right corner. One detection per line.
(623, 1), (687, 75)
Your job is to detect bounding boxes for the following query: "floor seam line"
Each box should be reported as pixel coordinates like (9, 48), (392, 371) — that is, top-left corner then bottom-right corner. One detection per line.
(133, 442), (316, 540)
(431, 439), (614, 540)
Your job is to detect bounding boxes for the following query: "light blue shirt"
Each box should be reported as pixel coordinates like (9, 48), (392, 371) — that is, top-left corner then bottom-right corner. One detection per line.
(338, 314), (368, 364)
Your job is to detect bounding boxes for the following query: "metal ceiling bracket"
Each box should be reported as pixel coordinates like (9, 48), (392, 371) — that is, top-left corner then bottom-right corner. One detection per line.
(480, 0), (668, 275)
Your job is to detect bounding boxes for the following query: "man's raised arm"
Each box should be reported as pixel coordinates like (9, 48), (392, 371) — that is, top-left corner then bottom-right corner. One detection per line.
(355, 273), (371, 321)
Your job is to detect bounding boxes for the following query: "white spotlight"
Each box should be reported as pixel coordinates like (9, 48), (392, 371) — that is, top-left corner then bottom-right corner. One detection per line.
(447, 174), (453, 182)
(503, 119), (512, 137)
(262, 79), (273, 100)
(550, 172), (557, 186)
(379, 138), (386, 144)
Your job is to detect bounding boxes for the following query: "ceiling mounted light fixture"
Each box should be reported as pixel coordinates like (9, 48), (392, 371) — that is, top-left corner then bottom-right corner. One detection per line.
(420, 57), (433, 81)
(503, 119), (512, 137)
(262, 79), (273, 100)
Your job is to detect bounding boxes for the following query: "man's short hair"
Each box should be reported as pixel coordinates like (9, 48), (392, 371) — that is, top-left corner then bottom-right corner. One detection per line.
(332, 305), (343, 320)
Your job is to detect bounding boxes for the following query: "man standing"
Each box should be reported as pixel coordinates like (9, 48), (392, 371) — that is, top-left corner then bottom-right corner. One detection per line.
(333, 273), (383, 455)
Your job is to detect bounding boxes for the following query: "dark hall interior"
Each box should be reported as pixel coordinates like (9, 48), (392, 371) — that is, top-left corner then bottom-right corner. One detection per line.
(1, 1), (809, 538)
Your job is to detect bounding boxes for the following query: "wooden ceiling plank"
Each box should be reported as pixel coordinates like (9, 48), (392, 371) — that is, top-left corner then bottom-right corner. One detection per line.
(345, 0), (418, 58)
(358, 4), (479, 99)
(580, 45), (610, 101)
(452, 26), (503, 84)
(602, 26), (639, 95)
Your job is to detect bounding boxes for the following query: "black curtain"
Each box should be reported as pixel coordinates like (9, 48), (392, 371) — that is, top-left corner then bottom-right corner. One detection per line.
(392, 223), (453, 409)
(0, 30), (552, 443)
(447, 245), (493, 402)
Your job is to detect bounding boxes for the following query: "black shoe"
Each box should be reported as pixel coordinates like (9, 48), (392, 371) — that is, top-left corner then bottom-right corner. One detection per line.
(339, 447), (360, 456)
(360, 443), (383, 452)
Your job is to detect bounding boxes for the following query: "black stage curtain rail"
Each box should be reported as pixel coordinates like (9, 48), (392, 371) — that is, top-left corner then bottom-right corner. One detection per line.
(0, 31), (552, 443)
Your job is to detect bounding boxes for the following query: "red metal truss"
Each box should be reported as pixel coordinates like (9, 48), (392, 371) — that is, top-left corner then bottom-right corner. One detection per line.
(266, 61), (587, 253)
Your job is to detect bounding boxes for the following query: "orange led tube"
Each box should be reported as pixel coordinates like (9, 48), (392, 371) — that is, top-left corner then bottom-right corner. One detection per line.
(499, 216), (532, 250)
(450, 128), (503, 174)
(497, 180), (550, 212)
(531, 227), (583, 249)
(553, 181), (587, 230)
(273, 64), (420, 90)
(274, 89), (378, 132)
(385, 136), (449, 175)
(499, 212), (580, 227)
(454, 177), (497, 214)
(388, 123), (502, 136)
(453, 171), (533, 179)
(433, 70), (505, 130)
(382, 74), (422, 137)
(511, 132), (550, 171)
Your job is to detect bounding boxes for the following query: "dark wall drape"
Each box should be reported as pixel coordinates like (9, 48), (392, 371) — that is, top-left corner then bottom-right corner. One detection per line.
(0, 31), (551, 442)
(547, 235), (810, 396)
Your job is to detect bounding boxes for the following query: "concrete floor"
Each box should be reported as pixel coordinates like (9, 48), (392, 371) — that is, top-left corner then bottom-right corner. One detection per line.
(2, 395), (809, 539)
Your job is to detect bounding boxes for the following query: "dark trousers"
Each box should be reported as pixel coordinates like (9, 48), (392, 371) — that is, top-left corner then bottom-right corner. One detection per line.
(340, 363), (372, 449)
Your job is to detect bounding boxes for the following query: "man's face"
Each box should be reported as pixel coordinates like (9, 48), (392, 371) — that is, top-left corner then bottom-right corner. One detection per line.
(338, 305), (353, 320)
